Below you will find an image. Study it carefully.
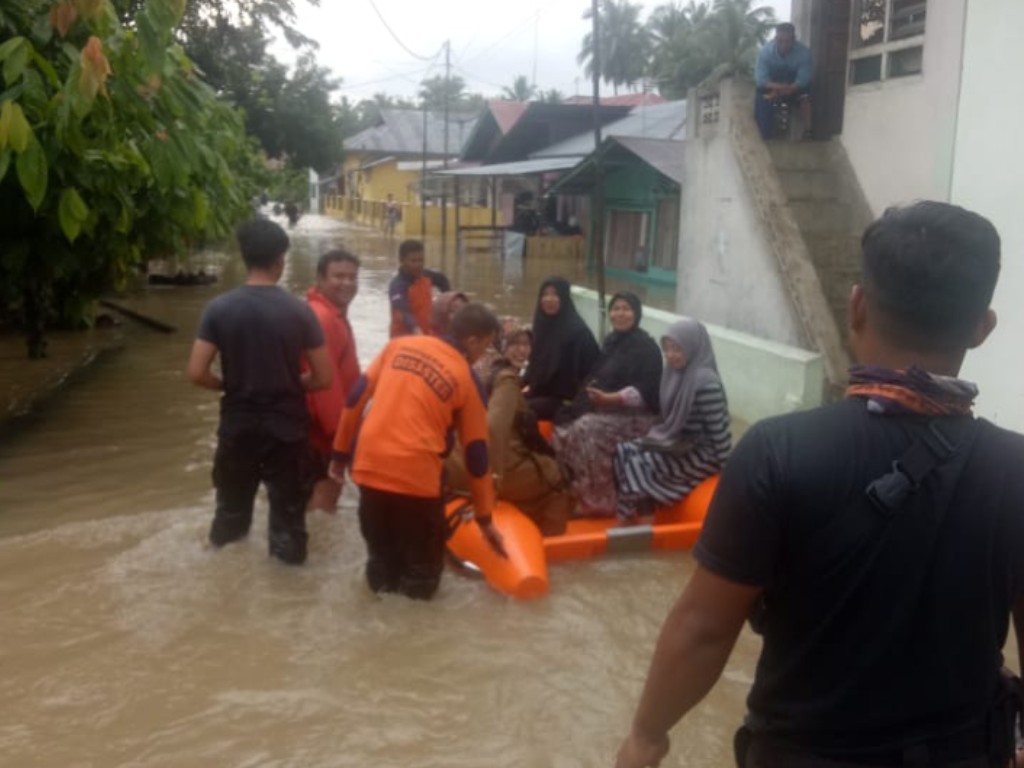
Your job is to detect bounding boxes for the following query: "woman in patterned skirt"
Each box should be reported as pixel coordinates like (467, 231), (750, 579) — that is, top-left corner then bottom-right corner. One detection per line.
(613, 317), (731, 521)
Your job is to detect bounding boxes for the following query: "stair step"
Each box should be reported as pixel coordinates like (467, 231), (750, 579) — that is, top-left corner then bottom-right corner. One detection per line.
(790, 200), (852, 235)
(777, 169), (841, 201)
(768, 141), (832, 171)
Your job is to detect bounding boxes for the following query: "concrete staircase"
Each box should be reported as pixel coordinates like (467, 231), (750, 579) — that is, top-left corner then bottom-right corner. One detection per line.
(768, 141), (867, 347)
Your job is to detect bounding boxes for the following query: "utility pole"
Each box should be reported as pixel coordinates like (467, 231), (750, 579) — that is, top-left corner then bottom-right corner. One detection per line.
(441, 39), (451, 274)
(590, 0), (606, 337)
(420, 98), (427, 237)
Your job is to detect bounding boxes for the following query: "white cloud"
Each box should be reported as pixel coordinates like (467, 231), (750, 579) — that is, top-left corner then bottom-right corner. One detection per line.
(272, 0), (793, 102)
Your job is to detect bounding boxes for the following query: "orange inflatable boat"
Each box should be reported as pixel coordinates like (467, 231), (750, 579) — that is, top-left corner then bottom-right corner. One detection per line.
(446, 474), (719, 600)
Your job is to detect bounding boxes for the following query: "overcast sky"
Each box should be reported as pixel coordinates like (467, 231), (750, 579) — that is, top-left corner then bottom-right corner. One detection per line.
(274, 0), (792, 103)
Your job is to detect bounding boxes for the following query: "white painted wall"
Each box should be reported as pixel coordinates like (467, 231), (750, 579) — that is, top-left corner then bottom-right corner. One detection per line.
(572, 287), (825, 425)
(675, 111), (807, 349)
(840, 0), (967, 215)
(953, 1), (1024, 430)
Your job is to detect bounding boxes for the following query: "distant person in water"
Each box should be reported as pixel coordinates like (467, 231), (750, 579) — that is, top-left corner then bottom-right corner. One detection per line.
(384, 193), (400, 237)
(186, 218), (332, 565)
(524, 277), (600, 421)
(330, 303), (506, 600)
(304, 249), (361, 514)
(284, 201), (300, 228)
(388, 239), (451, 338)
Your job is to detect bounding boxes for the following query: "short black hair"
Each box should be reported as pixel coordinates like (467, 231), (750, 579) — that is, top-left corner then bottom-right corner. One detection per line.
(399, 239), (425, 260)
(316, 249), (360, 278)
(776, 22), (796, 37)
(236, 218), (289, 270)
(451, 302), (500, 342)
(861, 201), (1000, 351)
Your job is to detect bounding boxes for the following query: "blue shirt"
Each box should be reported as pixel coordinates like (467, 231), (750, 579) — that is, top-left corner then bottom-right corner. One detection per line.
(755, 39), (812, 89)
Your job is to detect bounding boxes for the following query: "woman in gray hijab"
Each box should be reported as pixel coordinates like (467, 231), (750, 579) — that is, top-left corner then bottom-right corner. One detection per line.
(612, 317), (732, 521)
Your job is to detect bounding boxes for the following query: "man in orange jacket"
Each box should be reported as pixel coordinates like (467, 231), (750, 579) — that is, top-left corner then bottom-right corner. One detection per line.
(305, 249), (361, 513)
(388, 238), (450, 338)
(330, 303), (505, 600)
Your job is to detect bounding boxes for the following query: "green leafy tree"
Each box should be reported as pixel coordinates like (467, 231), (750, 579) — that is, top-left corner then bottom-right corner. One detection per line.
(501, 75), (536, 101)
(418, 74), (467, 110)
(169, 3), (342, 172)
(647, 0), (774, 98)
(0, 0), (254, 357)
(539, 88), (564, 103)
(578, 0), (651, 94)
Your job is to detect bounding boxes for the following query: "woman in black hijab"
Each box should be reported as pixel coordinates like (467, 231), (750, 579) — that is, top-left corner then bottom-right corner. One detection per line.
(524, 277), (600, 420)
(552, 291), (663, 516)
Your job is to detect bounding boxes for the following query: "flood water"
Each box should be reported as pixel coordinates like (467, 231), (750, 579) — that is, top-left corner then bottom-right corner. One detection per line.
(0, 216), (758, 767)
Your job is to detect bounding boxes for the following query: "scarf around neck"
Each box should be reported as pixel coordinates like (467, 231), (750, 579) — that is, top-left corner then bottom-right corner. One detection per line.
(846, 365), (978, 416)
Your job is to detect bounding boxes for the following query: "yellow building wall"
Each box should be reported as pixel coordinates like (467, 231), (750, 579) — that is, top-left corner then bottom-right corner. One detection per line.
(324, 195), (504, 239)
(360, 161), (419, 204)
(342, 153), (420, 204)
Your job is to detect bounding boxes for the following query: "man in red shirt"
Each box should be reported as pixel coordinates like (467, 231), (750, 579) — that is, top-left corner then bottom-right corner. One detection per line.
(306, 249), (361, 513)
(330, 303), (505, 600)
(389, 239), (450, 338)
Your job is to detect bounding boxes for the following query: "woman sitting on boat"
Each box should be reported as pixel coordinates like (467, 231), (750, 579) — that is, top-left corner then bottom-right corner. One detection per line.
(447, 324), (574, 536)
(613, 318), (731, 522)
(524, 277), (600, 421)
(552, 292), (663, 516)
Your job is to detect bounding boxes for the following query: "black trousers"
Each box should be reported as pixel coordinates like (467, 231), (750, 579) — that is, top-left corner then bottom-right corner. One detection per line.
(356, 485), (446, 600)
(737, 727), (997, 768)
(210, 426), (312, 564)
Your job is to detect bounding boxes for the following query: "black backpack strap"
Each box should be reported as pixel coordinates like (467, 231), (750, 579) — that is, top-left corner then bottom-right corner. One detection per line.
(865, 418), (975, 517)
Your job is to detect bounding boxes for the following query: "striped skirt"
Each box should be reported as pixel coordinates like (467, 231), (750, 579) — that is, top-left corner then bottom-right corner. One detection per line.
(614, 439), (723, 511)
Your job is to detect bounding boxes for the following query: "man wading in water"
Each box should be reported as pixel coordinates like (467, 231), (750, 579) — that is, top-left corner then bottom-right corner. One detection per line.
(616, 202), (1024, 768)
(187, 218), (332, 564)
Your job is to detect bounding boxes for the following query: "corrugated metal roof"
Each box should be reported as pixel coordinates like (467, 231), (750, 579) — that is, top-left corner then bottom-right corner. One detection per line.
(531, 101), (686, 158)
(614, 137), (684, 184)
(434, 156), (582, 176)
(344, 109), (478, 156)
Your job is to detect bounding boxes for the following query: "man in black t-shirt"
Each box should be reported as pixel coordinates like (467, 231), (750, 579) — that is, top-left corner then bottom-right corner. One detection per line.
(616, 202), (1024, 768)
(187, 218), (332, 565)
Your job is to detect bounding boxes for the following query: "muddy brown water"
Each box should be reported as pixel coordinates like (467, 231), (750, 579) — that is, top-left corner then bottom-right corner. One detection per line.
(0, 216), (758, 767)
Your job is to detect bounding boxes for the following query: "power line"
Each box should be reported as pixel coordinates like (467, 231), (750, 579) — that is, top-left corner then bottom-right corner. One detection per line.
(365, 0), (440, 62)
(336, 64), (438, 93)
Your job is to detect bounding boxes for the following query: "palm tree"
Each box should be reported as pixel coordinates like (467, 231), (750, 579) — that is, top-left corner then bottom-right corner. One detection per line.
(646, 0), (774, 98)
(418, 74), (468, 110)
(578, 0), (651, 95)
(502, 75), (537, 101)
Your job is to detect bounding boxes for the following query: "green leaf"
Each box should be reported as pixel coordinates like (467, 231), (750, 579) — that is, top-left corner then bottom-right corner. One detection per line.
(137, 13), (165, 73)
(1, 100), (33, 153)
(16, 140), (47, 211)
(3, 40), (29, 86)
(0, 37), (25, 63)
(192, 189), (209, 228)
(0, 148), (10, 183)
(59, 187), (89, 242)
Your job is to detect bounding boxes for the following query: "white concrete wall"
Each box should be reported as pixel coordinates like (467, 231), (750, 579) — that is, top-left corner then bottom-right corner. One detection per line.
(572, 287), (825, 425)
(953, 1), (1024, 430)
(840, 0), (967, 215)
(675, 112), (808, 349)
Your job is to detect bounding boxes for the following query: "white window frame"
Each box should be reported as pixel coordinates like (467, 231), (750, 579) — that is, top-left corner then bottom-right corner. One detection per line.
(848, 0), (926, 87)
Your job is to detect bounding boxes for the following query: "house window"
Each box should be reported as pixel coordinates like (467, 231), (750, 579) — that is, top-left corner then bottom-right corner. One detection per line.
(849, 0), (925, 85)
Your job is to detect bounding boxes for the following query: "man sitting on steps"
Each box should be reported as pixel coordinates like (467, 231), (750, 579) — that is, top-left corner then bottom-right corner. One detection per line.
(755, 22), (813, 141)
